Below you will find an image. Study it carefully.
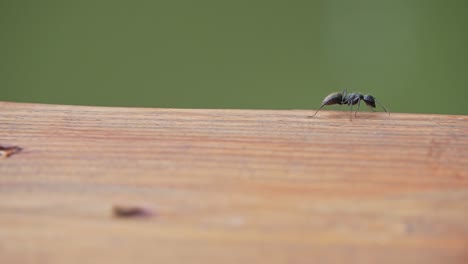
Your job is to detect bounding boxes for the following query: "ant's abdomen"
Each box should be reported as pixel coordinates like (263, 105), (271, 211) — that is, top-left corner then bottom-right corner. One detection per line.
(322, 92), (343, 105)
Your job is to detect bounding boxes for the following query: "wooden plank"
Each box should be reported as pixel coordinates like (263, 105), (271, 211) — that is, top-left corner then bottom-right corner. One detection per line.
(0, 101), (467, 264)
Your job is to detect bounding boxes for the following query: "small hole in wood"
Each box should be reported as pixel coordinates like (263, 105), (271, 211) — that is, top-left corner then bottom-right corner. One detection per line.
(112, 205), (155, 219)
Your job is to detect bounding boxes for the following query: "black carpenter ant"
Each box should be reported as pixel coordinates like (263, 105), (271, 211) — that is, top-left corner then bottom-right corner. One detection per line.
(309, 89), (389, 118)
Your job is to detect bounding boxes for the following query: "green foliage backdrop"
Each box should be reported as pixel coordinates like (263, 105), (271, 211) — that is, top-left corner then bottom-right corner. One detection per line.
(2, 0), (467, 114)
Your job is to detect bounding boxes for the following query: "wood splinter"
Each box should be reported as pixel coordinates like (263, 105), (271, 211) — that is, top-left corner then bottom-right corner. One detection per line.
(0, 145), (22, 158)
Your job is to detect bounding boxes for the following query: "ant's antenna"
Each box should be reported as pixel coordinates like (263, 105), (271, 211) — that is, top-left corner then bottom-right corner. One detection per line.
(375, 98), (390, 115)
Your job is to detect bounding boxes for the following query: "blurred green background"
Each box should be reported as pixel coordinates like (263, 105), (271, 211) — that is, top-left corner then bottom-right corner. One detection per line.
(1, 0), (467, 114)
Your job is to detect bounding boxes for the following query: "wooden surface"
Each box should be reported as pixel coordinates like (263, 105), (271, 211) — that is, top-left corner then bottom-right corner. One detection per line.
(1, 101), (467, 264)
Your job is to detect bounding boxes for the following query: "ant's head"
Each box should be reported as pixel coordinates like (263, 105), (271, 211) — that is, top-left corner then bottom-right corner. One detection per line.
(363, 95), (376, 108)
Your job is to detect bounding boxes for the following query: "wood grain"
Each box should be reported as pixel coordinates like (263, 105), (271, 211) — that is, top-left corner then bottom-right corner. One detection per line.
(0, 101), (467, 264)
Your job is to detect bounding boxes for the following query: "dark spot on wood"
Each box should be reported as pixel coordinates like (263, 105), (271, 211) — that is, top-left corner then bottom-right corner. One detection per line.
(0, 145), (22, 158)
(112, 205), (154, 219)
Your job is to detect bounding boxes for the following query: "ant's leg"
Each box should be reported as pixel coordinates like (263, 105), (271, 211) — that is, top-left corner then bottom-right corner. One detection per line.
(308, 104), (325, 118)
(367, 105), (376, 112)
(349, 104), (353, 120)
(355, 99), (361, 117)
(342, 89), (347, 99)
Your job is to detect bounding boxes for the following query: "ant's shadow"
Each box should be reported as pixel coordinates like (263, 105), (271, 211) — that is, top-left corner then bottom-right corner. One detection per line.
(307, 111), (388, 120)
